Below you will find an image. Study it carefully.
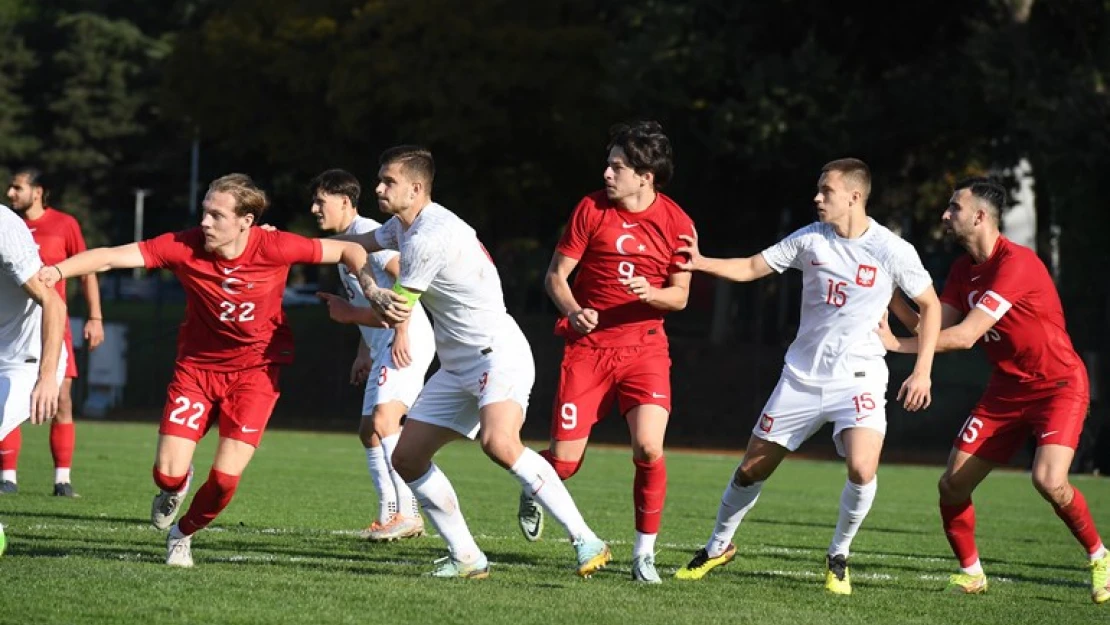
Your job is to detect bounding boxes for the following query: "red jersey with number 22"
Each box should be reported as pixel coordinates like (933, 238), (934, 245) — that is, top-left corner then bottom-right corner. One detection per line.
(940, 236), (1083, 392)
(555, 190), (694, 347)
(139, 227), (322, 372)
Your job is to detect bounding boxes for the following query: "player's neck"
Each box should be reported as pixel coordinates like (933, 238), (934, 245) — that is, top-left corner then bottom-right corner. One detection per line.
(22, 204), (46, 221)
(967, 230), (1001, 264)
(213, 229), (253, 260)
(616, 189), (656, 213)
(396, 198), (431, 229)
(335, 211), (357, 233)
(830, 209), (869, 239)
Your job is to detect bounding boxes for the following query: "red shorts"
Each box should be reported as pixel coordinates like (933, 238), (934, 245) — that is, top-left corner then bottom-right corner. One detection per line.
(159, 364), (281, 447)
(551, 341), (671, 441)
(64, 326), (77, 379)
(953, 377), (1090, 464)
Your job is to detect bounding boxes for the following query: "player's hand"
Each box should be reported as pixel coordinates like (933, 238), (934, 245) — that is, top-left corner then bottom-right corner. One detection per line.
(259, 224), (277, 232)
(366, 286), (411, 325)
(675, 231), (704, 272)
(316, 291), (383, 328)
(84, 318), (105, 350)
(897, 370), (932, 412)
(392, 325), (412, 368)
(38, 265), (62, 289)
(619, 276), (654, 304)
(875, 312), (900, 351)
(568, 308), (598, 334)
(350, 351), (372, 385)
(29, 373), (59, 425)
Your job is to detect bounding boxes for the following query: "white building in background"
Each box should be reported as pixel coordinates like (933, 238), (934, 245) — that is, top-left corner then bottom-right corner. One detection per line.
(1002, 158), (1037, 251)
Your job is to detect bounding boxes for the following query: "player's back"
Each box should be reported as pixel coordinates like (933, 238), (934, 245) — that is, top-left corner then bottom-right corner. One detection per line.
(139, 227), (321, 371)
(379, 203), (518, 370)
(942, 236), (1082, 389)
(0, 205), (45, 367)
(763, 219), (932, 380)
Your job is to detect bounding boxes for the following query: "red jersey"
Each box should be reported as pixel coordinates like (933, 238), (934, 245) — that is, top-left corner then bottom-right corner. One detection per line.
(23, 207), (87, 298)
(555, 190), (695, 347)
(940, 236), (1083, 392)
(139, 227), (322, 372)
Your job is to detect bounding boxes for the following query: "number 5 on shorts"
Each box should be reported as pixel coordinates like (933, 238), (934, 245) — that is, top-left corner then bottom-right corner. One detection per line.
(959, 416), (984, 444)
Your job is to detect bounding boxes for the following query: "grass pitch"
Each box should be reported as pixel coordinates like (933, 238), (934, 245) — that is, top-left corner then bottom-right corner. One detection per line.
(0, 422), (1105, 625)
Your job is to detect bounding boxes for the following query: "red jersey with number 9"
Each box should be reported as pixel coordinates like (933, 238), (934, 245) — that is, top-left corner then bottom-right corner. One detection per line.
(138, 227), (322, 371)
(554, 190), (694, 347)
(939, 236), (1083, 392)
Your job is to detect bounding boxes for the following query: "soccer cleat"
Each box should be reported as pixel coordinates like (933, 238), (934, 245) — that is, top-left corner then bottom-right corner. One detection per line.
(825, 554), (851, 595)
(517, 491), (544, 542)
(675, 544), (737, 580)
(52, 482), (79, 497)
(165, 529), (194, 568)
(946, 571), (988, 594)
(0, 522), (6, 557)
(1091, 552), (1110, 604)
(357, 519), (387, 540)
(0, 480), (17, 494)
(429, 554), (490, 579)
(365, 514), (425, 542)
(574, 537), (611, 577)
(631, 553), (662, 584)
(151, 466), (193, 531)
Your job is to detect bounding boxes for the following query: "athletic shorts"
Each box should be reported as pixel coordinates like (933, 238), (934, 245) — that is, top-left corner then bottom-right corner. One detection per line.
(551, 340), (671, 441)
(63, 326), (77, 379)
(159, 364), (281, 447)
(954, 375), (1089, 464)
(407, 333), (534, 440)
(0, 357), (67, 440)
(361, 345), (433, 415)
(753, 365), (889, 457)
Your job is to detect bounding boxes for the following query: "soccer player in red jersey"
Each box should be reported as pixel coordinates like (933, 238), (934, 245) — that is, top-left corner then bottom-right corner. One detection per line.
(3, 167), (103, 497)
(882, 177), (1109, 603)
(39, 174), (370, 567)
(516, 121), (695, 583)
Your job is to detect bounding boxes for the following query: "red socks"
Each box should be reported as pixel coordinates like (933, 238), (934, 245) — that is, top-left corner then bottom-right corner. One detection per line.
(0, 427), (21, 472)
(1054, 487), (1103, 555)
(50, 421), (75, 469)
(178, 469), (241, 536)
(633, 457), (667, 534)
(539, 448), (583, 481)
(940, 499), (980, 568)
(152, 466), (189, 493)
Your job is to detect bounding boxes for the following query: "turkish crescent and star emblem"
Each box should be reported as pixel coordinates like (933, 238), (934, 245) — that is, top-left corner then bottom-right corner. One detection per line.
(614, 233), (647, 256)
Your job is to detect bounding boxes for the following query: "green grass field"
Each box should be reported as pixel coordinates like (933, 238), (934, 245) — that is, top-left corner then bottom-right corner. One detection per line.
(0, 422), (1106, 625)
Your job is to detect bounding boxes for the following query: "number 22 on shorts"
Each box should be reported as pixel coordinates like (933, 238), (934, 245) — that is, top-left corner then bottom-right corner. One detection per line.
(168, 396), (206, 431)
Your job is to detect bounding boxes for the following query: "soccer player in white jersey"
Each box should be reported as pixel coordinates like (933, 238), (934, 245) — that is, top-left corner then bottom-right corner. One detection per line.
(308, 169), (434, 542)
(672, 158), (942, 594)
(0, 204), (68, 555)
(330, 145), (611, 579)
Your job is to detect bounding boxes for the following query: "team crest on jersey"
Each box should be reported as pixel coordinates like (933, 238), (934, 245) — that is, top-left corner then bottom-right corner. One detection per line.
(759, 414), (774, 433)
(855, 264), (877, 287)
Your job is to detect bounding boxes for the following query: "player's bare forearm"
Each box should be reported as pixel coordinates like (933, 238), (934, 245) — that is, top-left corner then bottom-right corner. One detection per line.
(544, 271), (583, 317)
(910, 288), (941, 374)
(56, 244), (145, 279)
(694, 255), (772, 283)
(335, 241), (369, 278)
(889, 291), (920, 334)
(333, 230), (384, 253)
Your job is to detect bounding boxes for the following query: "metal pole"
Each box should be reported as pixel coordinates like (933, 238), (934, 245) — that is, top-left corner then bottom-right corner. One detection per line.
(133, 189), (149, 280)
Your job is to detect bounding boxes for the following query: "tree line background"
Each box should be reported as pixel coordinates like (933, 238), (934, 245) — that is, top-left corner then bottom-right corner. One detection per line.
(2, 0), (1108, 466)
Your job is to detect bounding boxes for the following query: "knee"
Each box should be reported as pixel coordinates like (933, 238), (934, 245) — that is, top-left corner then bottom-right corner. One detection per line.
(733, 463), (763, 487)
(479, 430), (522, 468)
(632, 442), (664, 463)
(846, 463), (876, 486)
(56, 390), (73, 421)
(542, 449), (584, 480)
(370, 407), (401, 437)
(938, 473), (970, 504)
(1032, 473), (1071, 505)
(357, 419), (376, 448)
(390, 447), (424, 482)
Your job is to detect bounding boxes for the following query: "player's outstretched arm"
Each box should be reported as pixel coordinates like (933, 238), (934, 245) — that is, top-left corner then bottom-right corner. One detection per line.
(42, 244), (146, 287)
(21, 273), (66, 424)
(545, 251), (598, 335)
(675, 233), (773, 283)
(896, 285), (941, 411)
(332, 230), (385, 254)
(318, 239), (370, 280)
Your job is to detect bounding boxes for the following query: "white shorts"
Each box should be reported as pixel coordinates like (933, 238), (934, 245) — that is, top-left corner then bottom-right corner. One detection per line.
(753, 365), (888, 456)
(408, 335), (534, 440)
(361, 347), (434, 415)
(0, 361), (65, 440)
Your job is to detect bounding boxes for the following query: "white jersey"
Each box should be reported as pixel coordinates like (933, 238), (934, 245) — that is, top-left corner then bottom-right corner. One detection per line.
(375, 203), (524, 371)
(761, 218), (932, 381)
(0, 205), (46, 368)
(339, 215), (433, 359)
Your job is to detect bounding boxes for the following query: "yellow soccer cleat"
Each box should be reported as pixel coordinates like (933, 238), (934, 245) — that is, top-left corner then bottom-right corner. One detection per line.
(824, 554), (851, 595)
(574, 538), (611, 577)
(1091, 552), (1110, 604)
(946, 571), (988, 594)
(675, 544), (737, 581)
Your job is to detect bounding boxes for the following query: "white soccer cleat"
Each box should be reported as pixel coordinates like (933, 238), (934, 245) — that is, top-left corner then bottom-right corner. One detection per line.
(151, 465), (193, 531)
(165, 527), (194, 568)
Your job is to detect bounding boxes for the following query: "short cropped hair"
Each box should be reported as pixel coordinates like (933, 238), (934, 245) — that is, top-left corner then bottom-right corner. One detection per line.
(821, 158), (872, 200)
(208, 173), (269, 221)
(309, 169), (361, 208)
(607, 121), (674, 189)
(13, 166), (50, 203)
(380, 145), (435, 193)
(954, 177), (1007, 224)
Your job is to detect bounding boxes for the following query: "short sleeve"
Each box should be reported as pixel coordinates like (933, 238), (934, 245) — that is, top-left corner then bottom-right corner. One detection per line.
(374, 218), (401, 251)
(887, 240), (933, 299)
(761, 223), (817, 273)
(273, 230), (323, 265)
(138, 232), (188, 270)
(400, 232), (449, 292)
(0, 222), (43, 287)
(974, 259), (1030, 321)
(554, 196), (595, 261)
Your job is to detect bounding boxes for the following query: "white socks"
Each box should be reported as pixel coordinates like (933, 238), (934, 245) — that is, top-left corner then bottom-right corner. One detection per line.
(510, 448), (597, 543)
(961, 558), (984, 576)
(707, 477), (764, 558)
(380, 433), (419, 518)
(54, 467), (71, 484)
(1, 470), (15, 484)
(409, 464), (482, 563)
(633, 532), (657, 558)
(828, 477), (878, 557)
(365, 446), (395, 522)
